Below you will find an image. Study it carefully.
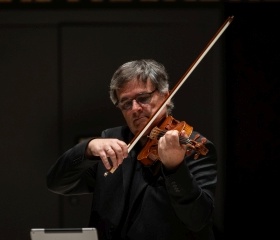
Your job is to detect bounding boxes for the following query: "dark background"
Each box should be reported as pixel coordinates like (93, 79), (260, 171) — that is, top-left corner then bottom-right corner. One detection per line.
(0, 2), (279, 240)
(225, 3), (280, 239)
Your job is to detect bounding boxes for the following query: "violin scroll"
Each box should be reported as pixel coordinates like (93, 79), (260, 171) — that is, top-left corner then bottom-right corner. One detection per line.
(185, 133), (208, 160)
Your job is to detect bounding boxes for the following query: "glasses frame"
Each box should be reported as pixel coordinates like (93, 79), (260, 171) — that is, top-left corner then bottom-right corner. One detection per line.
(115, 89), (157, 111)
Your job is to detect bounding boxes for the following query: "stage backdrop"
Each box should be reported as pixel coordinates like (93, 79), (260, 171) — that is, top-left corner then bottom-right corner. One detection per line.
(0, 7), (226, 240)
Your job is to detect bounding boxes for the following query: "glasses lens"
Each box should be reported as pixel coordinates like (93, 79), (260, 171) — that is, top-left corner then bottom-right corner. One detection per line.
(120, 101), (132, 111)
(136, 94), (152, 105)
(118, 89), (156, 111)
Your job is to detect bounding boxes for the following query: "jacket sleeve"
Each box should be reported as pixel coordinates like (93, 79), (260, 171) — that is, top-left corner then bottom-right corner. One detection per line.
(46, 139), (99, 195)
(163, 135), (217, 232)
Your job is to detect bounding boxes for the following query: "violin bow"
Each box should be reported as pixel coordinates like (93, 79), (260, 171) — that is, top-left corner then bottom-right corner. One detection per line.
(105, 16), (234, 176)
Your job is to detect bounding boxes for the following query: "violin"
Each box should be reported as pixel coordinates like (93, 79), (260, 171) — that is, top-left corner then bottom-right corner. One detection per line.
(137, 115), (209, 167)
(104, 16), (234, 176)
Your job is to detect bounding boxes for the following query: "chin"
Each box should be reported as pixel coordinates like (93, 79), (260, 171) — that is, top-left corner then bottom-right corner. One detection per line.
(130, 123), (143, 135)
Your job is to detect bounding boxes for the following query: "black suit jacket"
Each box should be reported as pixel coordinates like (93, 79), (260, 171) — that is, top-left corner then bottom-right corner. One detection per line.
(47, 125), (217, 240)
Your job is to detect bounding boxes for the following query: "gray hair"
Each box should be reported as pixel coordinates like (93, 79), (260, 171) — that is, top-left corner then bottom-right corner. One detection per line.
(109, 59), (174, 113)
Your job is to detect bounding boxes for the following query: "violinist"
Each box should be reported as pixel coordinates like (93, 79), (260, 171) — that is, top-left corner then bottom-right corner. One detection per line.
(47, 59), (218, 240)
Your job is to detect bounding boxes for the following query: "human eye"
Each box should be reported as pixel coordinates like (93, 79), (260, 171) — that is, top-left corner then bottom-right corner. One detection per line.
(120, 100), (132, 110)
(136, 94), (151, 104)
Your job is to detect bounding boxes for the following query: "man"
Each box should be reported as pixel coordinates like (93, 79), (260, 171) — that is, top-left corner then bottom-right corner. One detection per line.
(47, 59), (217, 240)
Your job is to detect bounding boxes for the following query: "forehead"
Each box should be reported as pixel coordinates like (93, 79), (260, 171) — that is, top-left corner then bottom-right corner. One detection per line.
(117, 79), (154, 99)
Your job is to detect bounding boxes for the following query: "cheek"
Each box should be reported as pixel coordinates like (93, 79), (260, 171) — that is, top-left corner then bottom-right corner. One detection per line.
(150, 98), (165, 113)
(122, 112), (133, 125)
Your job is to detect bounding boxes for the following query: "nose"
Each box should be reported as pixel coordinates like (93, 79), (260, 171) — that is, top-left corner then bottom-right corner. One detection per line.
(131, 99), (142, 110)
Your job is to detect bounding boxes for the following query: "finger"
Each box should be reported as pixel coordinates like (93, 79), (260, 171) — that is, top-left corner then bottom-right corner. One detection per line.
(116, 140), (129, 158)
(105, 147), (119, 169)
(100, 152), (113, 170)
(180, 130), (186, 137)
(109, 141), (128, 165)
(178, 130), (190, 148)
(164, 130), (180, 145)
(113, 146), (127, 166)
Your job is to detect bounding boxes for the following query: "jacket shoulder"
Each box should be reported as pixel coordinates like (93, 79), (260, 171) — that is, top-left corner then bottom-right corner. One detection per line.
(102, 125), (132, 143)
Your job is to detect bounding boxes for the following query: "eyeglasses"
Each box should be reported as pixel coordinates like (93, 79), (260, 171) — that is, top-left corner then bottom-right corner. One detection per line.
(116, 89), (157, 111)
